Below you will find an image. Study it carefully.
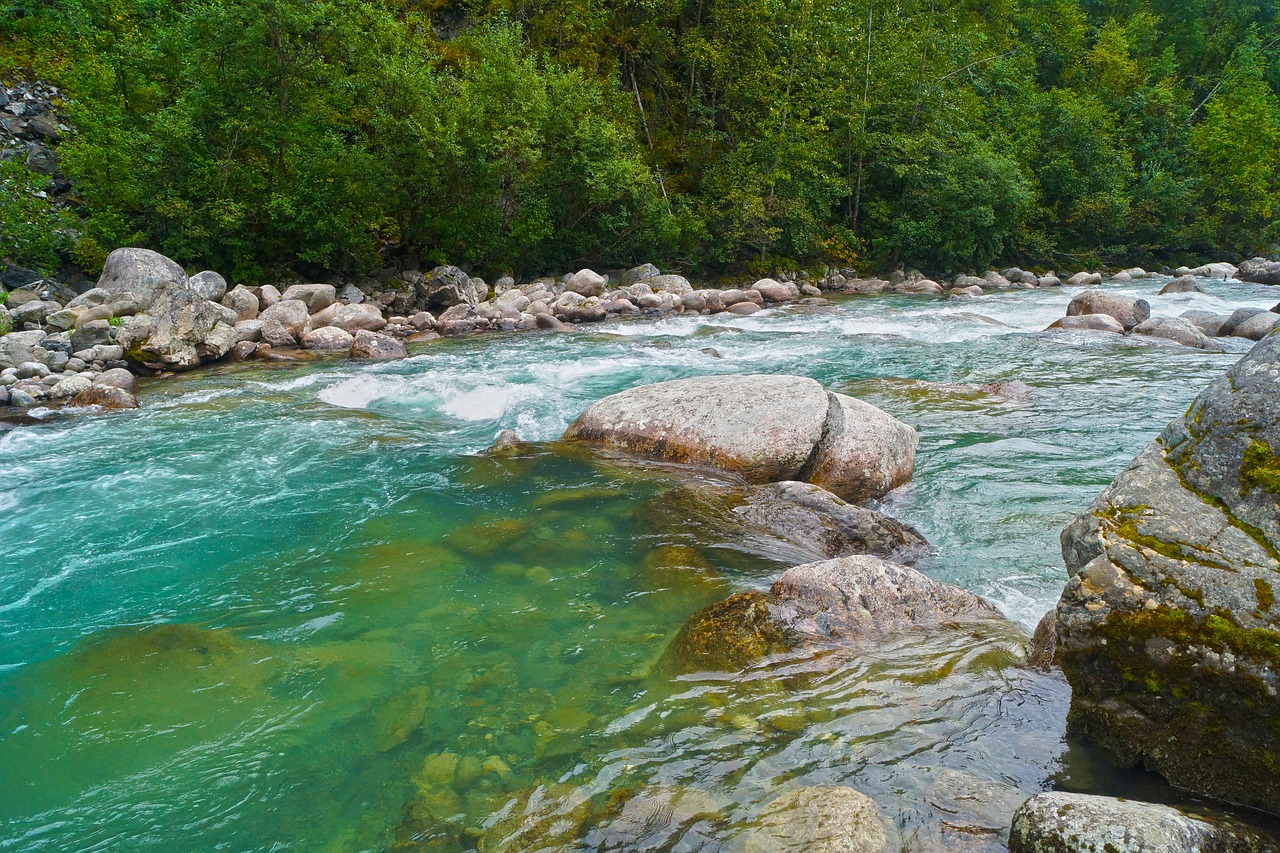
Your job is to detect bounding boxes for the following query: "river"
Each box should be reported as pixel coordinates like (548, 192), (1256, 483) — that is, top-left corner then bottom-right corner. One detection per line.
(0, 277), (1272, 850)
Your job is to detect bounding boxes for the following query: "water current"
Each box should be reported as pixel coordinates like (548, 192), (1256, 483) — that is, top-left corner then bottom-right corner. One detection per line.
(1, 277), (1273, 850)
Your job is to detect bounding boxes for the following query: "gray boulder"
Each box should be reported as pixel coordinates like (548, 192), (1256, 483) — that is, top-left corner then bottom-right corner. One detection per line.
(1067, 271), (1103, 286)
(1009, 792), (1276, 853)
(94, 368), (138, 395)
(620, 263), (659, 287)
(0, 331), (49, 369)
(1159, 275), (1203, 294)
(97, 247), (188, 310)
(301, 326), (354, 351)
(1219, 306), (1267, 337)
(10, 299), (60, 325)
(221, 285), (260, 322)
(1230, 311), (1280, 341)
(418, 265), (485, 309)
(1046, 314), (1125, 334)
(563, 375), (916, 502)
(188, 271), (228, 302)
(258, 299), (310, 338)
(565, 269), (607, 297)
(280, 283), (336, 313)
(1238, 258), (1280, 286)
(1037, 274), (1063, 288)
(1065, 291), (1150, 330)
(1185, 261), (1238, 280)
(328, 303), (387, 333)
(649, 274), (693, 295)
(70, 321), (111, 352)
(1053, 331), (1280, 811)
(1180, 310), (1227, 337)
(1129, 317), (1212, 349)
(349, 329), (407, 360)
(117, 290), (238, 370)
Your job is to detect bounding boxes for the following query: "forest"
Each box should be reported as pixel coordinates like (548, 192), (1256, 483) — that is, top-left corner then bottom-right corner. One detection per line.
(1, 0), (1278, 281)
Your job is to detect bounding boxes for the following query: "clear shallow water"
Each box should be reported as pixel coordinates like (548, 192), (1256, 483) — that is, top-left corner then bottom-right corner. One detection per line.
(0, 278), (1274, 851)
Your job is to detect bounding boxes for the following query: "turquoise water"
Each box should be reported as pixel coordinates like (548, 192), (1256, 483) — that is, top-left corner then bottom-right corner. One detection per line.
(0, 278), (1273, 850)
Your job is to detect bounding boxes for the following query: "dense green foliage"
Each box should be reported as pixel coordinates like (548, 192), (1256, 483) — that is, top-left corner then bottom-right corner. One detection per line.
(2, 0), (1278, 279)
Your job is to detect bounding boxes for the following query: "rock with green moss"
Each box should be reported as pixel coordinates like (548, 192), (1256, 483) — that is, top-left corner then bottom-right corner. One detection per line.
(1009, 792), (1277, 853)
(666, 555), (1009, 672)
(1055, 330), (1280, 811)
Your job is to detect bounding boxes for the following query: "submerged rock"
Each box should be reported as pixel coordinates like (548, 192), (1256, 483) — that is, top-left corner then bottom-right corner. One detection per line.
(641, 480), (928, 566)
(742, 786), (888, 853)
(563, 375), (916, 502)
(668, 555), (1005, 671)
(1009, 792), (1277, 853)
(1053, 331), (1280, 811)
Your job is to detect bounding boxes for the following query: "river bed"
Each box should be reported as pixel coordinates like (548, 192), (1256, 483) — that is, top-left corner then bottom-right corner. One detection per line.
(1, 277), (1273, 851)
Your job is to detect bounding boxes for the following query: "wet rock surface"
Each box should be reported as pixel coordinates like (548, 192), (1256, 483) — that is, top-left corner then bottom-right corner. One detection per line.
(563, 375), (916, 502)
(1053, 330), (1280, 811)
(1009, 792), (1278, 853)
(668, 554), (1009, 671)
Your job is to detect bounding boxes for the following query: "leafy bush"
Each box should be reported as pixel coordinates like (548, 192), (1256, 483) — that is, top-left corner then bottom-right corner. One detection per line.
(0, 158), (76, 274)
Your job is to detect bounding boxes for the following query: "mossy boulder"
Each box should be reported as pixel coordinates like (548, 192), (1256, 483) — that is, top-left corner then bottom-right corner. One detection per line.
(666, 555), (1009, 672)
(1009, 792), (1277, 853)
(1054, 329), (1280, 811)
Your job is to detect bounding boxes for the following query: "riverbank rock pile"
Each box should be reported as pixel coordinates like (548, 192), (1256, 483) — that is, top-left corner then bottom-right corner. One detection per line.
(1043, 329), (1280, 812)
(1, 80), (70, 194)
(1045, 282), (1280, 349)
(820, 266), (1151, 298)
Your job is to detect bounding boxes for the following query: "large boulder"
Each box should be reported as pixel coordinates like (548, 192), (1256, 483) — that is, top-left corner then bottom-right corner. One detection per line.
(1231, 311), (1280, 341)
(565, 269), (607, 297)
(97, 247), (188, 310)
(418, 265), (486, 309)
(1053, 331), (1280, 811)
(1129, 317), (1212, 349)
(188, 270), (228, 302)
(280, 283), (336, 313)
(563, 375), (916, 502)
(1009, 793), (1276, 853)
(1180, 310), (1227, 338)
(258, 299), (311, 339)
(639, 480), (929, 566)
(1159, 275), (1203, 295)
(1046, 314), (1125, 334)
(1065, 291), (1150, 330)
(668, 555), (1005, 671)
(117, 290), (238, 370)
(328, 303), (387, 333)
(349, 329), (407, 360)
(1185, 261), (1237, 279)
(221, 285), (260, 321)
(1239, 258), (1280, 286)
(649, 274), (693, 295)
